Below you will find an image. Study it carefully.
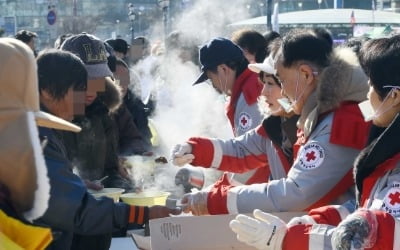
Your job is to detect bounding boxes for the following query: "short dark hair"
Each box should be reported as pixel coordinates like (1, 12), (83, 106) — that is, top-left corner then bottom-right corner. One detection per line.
(312, 28), (333, 48)
(37, 49), (87, 100)
(280, 29), (333, 68)
(208, 57), (249, 78)
(263, 31), (281, 55)
(359, 35), (400, 100)
(231, 29), (268, 63)
(105, 38), (130, 55)
(15, 30), (37, 43)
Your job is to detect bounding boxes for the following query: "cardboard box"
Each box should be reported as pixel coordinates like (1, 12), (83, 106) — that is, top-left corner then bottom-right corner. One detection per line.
(148, 212), (305, 250)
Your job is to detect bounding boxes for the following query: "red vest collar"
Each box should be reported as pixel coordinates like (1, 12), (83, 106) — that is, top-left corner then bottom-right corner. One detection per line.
(361, 153), (400, 207)
(226, 69), (260, 129)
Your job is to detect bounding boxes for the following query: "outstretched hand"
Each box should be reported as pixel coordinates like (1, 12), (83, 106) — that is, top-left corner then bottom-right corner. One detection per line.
(180, 191), (209, 215)
(170, 143), (194, 166)
(331, 209), (378, 250)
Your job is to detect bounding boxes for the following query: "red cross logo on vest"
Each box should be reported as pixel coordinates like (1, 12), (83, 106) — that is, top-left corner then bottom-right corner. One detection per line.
(382, 186), (400, 213)
(389, 191), (400, 206)
(383, 185), (400, 212)
(298, 143), (325, 170)
(238, 112), (252, 132)
(241, 117), (248, 126)
(305, 151), (316, 162)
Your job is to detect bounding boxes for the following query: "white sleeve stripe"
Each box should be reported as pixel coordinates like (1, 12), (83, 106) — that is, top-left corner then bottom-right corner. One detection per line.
(227, 186), (241, 214)
(332, 205), (351, 220)
(394, 219), (400, 250)
(309, 225), (331, 250)
(210, 139), (223, 169)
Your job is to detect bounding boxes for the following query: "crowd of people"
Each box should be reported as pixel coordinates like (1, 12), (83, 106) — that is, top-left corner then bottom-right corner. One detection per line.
(1, 25), (399, 250)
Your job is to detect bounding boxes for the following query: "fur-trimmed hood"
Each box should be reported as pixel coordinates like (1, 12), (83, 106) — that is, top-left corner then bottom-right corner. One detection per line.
(299, 48), (369, 137)
(96, 77), (122, 113)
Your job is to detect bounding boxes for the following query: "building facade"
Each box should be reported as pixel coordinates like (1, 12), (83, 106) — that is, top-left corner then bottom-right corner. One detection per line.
(0, 0), (161, 48)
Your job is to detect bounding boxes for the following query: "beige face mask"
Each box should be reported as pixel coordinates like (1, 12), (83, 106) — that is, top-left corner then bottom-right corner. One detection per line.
(277, 97), (294, 113)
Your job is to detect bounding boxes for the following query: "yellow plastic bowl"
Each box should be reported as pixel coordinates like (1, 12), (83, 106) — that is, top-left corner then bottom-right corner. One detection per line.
(88, 188), (125, 203)
(120, 191), (170, 206)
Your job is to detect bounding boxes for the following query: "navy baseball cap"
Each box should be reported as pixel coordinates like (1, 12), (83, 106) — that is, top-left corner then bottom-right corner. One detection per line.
(193, 37), (244, 85)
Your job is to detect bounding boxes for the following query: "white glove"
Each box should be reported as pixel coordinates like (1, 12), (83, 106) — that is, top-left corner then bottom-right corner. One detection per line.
(287, 214), (316, 227)
(230, 209), (287, 250)
(170, 143), (195, 166)
(331, 209), (378, 250)
(180, 190), (209, 216)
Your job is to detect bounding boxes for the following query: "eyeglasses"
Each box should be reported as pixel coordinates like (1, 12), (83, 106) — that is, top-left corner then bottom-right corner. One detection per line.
(383, 85), (400, 90)
(275, 66), (319, 87)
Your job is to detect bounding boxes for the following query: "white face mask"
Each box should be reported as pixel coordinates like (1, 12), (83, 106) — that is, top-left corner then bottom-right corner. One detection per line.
(359, 86), (399, 122)
(358, 100), (376, 122)
(277, 97), (293, 113)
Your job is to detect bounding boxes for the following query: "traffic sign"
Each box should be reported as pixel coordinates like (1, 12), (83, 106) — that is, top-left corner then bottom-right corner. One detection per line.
(47, 10), (56, 25)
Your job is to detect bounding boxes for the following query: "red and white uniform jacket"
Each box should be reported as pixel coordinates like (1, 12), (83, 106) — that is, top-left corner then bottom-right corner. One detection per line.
(220, 68), (265, 185)
(202, 49), (371, 214)
(282, 118), (400, 250)
(205, 103), (369, 214)
(226, 68), (263, 137)
(188, 115), (297, 185)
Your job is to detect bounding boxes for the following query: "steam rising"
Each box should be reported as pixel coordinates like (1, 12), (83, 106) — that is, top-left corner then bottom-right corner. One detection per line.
(171, 0), (252, 40)
(126, 0), (257, 197)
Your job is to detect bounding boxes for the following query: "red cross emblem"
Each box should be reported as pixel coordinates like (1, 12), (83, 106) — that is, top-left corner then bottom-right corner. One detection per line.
(305, 151), (316, 162)
(241, 117), (248, 126)
(389, 191), (400, 206)
(238, 113), (252, 131)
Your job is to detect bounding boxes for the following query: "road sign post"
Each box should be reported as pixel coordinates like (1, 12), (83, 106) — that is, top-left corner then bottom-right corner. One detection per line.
(47, 10), (56, 25)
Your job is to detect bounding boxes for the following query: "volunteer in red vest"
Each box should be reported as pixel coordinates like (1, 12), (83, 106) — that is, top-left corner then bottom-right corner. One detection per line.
(230, 35), (400, 250)
(172, 49), (299, 215)
(186, 37), (265, 186)
(192, 37), (263, 138)
(174, 28), (370, 216)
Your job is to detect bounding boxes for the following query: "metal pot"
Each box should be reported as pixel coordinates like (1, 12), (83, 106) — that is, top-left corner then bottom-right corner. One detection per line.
(174, 167), (205, 193)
